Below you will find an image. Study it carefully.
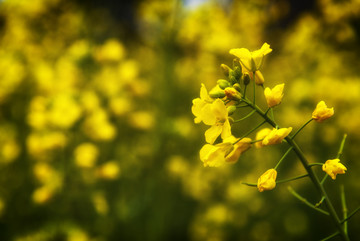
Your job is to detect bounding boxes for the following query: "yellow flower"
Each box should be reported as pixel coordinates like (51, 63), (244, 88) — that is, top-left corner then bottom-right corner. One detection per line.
(262, 127), (292, 146)
(200, 136), (251, 167)
(257, 169), (277, 192)
(229, 43), (272, 72)
(312, 101), (334, 122)
(191, 83), (214, 125)
(264, 83), (285, 108)
(199, 136), (251, 167)
(255, 128), (272, 148)
(322, 159), (347, 180)
(204, 99), (232, 144)
(224, 136), (252, 163)
(200, 142), (233, 167)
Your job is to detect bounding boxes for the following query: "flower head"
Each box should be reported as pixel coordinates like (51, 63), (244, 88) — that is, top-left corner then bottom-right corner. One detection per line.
(262, 127), (292, 146)
(229, 43), (272, 72)
(312, 101), (334, 122)
(322, 159), (347, 180)
(204, 99), (232, 144)
(264, 83), (285, 108)
(257, 169), (277, 192)
(191, 83), (214, 125)
(199, 136), (251, 167)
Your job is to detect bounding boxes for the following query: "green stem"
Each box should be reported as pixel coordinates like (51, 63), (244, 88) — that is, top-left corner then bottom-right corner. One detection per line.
(243, 97), (350, 241)
(274, 146), (293, 170)
(321, 232), (340, 241)
(340, 206), (360, 224)
(234, 109), (256, 123)
(315, 196), (326, 207)
(288, 186), (330, 216)
(340, 185), (348, 236)
(336, 134), (347, 159)
(276, 174), (308, 184)
(291, 118), (313, 140)
(308, 163), (324, 167)
(321, 174), (329, 185)
(233, 120), (266, 145)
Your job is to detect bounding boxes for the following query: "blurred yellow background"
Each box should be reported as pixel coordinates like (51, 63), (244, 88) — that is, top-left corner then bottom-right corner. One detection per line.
(0, 0), (359, 240)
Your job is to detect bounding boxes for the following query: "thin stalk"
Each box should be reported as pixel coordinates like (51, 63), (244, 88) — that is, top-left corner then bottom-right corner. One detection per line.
(321, 232), (340, 241)
(274, 146), (293, 170)
(336, 134), (347, 159)
(308, 163), (324, 167)
(340, 206), (360, 224)
(253, 71), (256, 104)
(288, 186), (330, 216)
(340, 185), (348, 236)
(233, 120), (266, 145)
(276, 174), (308, 184)
(243, 97), (350, 241)
(233, 109), (256, 123)
(291, 118), (313, 140)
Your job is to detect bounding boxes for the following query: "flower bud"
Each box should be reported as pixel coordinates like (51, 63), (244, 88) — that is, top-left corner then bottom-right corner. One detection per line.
(264, 83), (285, 108)
(243, 73), (251, 86)
(209, 85), (226, 98)
(233, 83), (241, 92)
(229, 75), (237, 85)
(220, 64), (231, 77)
(257, 169), (277, 192)
(233, 66), (242, 81)
(224, 87), (242, 101)
(227, 105), (237, 115)
(217, 79), (231, 89)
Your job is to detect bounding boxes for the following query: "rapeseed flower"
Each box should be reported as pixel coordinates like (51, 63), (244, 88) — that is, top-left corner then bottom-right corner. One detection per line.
(322, 159), (347, 180)
(257, 169), (277, 192)
(229, 43), (272, 72)
(262, 127), (292, 146)
(191, 83), (214, 125)
(264, 83), (285, 108)
(312, 101), (334, 122)
(204, 99), (232, 144)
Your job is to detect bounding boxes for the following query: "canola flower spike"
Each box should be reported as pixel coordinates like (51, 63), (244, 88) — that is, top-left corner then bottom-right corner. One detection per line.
(200, 136), (251, 167)
(262, 127), (292, 146)
(322, 159), (347, 180)
(191, 83), (214, 125)
(204, 99), (232, 144)
(257, 169), (277, 192)
(312, 101), (334, 122)
(229, 43), (272, 72)
(264, 83), (285, 108)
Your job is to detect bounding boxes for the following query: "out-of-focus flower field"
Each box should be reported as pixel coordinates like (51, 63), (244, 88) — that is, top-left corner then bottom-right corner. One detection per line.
(0, 0), (360, 240)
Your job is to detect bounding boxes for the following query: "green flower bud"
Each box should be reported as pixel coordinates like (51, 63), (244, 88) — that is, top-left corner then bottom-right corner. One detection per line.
(233, 83), (241, 92)
(227, 105), (237, 115)
(243, 73), (251, 86)
(233, 59), (241, 68)
(217, 79), (231, 89)
(233, 65), (242, 81)
(229, 73), (237, 85)
(209, 85), (226, 98)
(220, 64), (231, 77)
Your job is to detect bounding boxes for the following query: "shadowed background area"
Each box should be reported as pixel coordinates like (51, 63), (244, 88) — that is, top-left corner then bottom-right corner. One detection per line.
(0, 0), (360, 240)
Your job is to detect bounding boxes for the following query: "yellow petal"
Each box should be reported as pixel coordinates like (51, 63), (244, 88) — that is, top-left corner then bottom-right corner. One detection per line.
(205, 125), (222, 144)
(220, 119), (232, 140)
(229, 48), (252, 71)
(211, 99), (228, 120)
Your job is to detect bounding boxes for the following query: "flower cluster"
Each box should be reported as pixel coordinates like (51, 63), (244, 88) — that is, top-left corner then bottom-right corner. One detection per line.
(192, 43), (343, 194)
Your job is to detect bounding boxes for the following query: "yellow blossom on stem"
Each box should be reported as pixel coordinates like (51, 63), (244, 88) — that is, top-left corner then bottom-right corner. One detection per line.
(262, 127), (292, 146)
(312, 101), (334, 122)
(199, 136), (251, 167)
(229, 43), (272, 72)
(191, 83), (214, 125)
(264, 83), (285, 108)
(322, 159), (347, 180)
(257, 169), (277, 192)
(224, 136), (252, 163)
(204, 99), (232, 144)
(255, 128), (272, 148)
